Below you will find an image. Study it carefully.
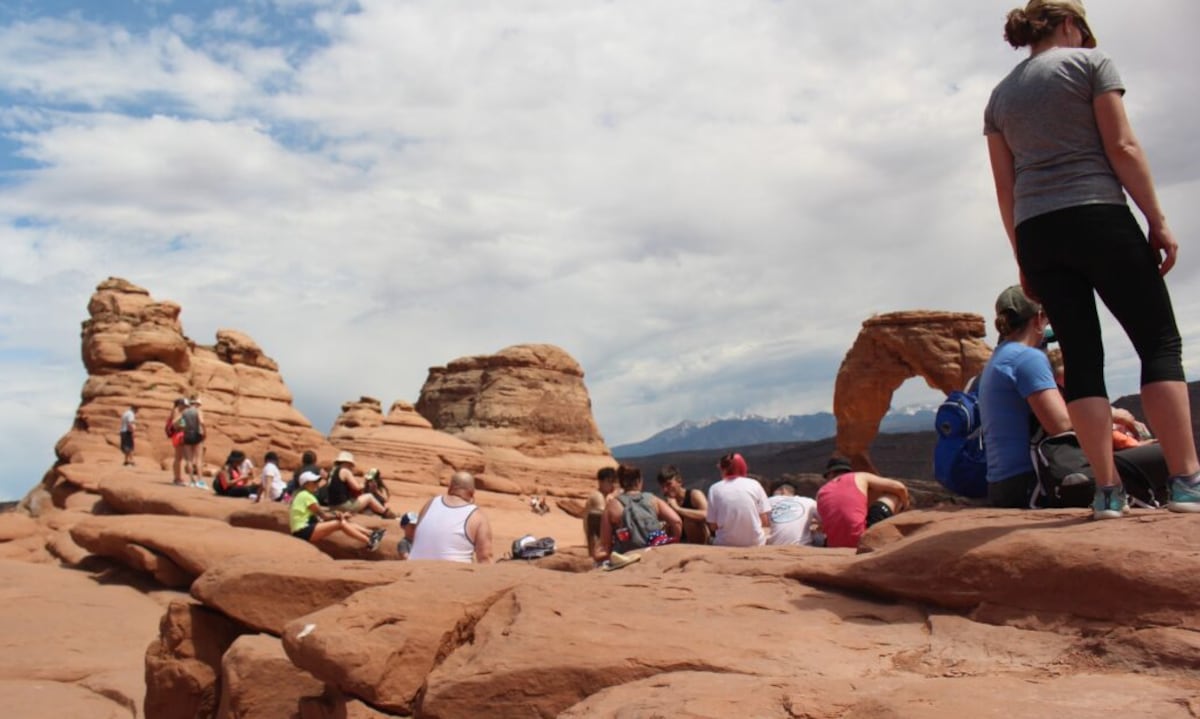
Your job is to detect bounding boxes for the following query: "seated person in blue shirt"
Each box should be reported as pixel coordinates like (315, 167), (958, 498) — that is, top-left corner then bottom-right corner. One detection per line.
(979, 285), (1073, 508)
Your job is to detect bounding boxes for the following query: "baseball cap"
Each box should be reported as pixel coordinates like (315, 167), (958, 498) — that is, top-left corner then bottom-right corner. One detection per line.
(298, 470), (321, 485)
(1024, 0), (1097, 48)
(995, 285), (1041, 323)
(824, 457), (854, 478)
(400, 511), (419, 527)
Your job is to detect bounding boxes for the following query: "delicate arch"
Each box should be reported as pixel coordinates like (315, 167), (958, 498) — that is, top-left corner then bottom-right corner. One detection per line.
(833, 311), (992, 473)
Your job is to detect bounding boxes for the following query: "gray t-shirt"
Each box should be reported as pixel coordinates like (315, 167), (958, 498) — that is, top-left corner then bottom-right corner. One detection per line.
(984, 48), (1126, 225)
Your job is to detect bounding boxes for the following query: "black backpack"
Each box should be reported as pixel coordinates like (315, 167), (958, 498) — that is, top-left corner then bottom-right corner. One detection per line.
(1029, 430), (1095, 508)
(1113, 443), (1171, 508)
(511, 535), (556, 559)
(1031, 429), (1172, 509)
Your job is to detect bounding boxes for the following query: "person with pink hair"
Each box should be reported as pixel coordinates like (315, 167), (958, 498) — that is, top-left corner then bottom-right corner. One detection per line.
(705, 452), (771, 547)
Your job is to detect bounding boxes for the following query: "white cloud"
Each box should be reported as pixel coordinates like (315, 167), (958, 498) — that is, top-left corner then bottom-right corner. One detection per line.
(1, 0), (1199, 499)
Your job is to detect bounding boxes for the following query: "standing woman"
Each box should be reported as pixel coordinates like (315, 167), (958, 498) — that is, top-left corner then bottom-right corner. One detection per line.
(984, 0), (1200, 518)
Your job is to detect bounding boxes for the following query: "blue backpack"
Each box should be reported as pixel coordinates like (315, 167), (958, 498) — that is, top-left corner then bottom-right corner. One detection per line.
(933, 378), (988, 498)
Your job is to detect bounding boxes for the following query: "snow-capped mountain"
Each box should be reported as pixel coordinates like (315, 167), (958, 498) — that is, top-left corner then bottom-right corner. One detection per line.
(611, 405), (937, 458)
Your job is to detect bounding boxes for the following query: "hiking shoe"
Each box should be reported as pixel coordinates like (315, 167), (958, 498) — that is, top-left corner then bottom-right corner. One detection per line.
(1092, 485), (1128, 520)
(1167, 473), (1200, 513)
(367, 528), (385, 552)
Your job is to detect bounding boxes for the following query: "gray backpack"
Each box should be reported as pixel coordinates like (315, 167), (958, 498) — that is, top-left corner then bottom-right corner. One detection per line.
(616, 493), (662, 550)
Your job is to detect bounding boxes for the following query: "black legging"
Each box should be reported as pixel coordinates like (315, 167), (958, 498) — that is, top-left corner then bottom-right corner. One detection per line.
(1017, 204), (1185, 402)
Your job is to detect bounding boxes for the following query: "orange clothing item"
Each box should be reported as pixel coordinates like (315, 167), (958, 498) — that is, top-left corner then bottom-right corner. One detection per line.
(1112, 429), (1139, 450)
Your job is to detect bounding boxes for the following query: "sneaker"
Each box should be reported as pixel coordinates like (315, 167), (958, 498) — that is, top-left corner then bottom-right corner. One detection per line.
(1167, 473), (1200, 513)
(1092, 485), (1128, 520)
(367, 528), (385, 552)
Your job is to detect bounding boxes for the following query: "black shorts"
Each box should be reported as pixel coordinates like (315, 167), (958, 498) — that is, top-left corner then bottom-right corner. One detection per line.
(183, 429), (203, 446)
(988, 471), (1038, 509)
(866, 501), (894, 527)
(292, 518), (317, 542)
(120, 431), (134, 453)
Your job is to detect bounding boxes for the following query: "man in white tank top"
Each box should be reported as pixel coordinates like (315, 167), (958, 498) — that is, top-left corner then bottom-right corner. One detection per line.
(408, 471), (494, 563)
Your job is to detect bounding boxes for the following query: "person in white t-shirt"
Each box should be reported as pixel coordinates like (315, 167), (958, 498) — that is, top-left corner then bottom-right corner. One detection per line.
(766, 480), (819, 546)
(705, 452), (771, 547)
(258, 451), (286, 502)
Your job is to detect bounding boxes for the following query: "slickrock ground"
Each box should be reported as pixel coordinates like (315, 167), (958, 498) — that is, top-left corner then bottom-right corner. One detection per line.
(6, 471), (1200, 718)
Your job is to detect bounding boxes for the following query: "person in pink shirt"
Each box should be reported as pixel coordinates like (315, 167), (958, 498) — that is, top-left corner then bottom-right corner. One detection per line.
(816, 457), (910, 549)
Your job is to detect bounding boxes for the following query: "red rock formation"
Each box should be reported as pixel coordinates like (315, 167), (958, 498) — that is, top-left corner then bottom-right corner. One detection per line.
(145, 601), (248, 719)
(415, 344), (613, 497)
(327, 397), (486, 489)
(833, 311), (992, 472)
(69, 514), (331, 588)
(215, 634), (324, 719)
(32, 277), (334, 510)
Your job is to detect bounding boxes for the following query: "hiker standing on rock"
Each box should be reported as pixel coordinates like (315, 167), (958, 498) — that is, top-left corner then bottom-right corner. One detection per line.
(119, 405), (136, 466)
(168, 398), (188, 486)
(179, 399), (205, 487)
(985, 0), (1200, 518)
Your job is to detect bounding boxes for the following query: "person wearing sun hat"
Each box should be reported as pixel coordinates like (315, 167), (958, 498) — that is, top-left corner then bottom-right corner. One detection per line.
(326, 450), (396, 519)
(289, 470), (384, 551)
(985, 1), (1200, 518)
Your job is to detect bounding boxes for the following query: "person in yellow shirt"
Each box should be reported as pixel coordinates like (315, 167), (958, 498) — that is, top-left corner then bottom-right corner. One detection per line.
(289, 471), (384, 551)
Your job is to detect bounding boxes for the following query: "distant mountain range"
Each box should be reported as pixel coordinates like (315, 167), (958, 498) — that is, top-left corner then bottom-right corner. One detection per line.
(612, 406), (936, 458)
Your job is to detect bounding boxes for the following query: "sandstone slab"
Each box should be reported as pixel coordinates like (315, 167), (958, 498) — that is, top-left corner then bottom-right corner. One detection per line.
(70, 514), (329, 588)
(193, 557), (419, 635)
(792, 507), (1200, 630)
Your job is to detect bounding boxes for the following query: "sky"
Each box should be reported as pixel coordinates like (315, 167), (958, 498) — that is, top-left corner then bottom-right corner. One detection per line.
(2, 0), (1199, 501)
